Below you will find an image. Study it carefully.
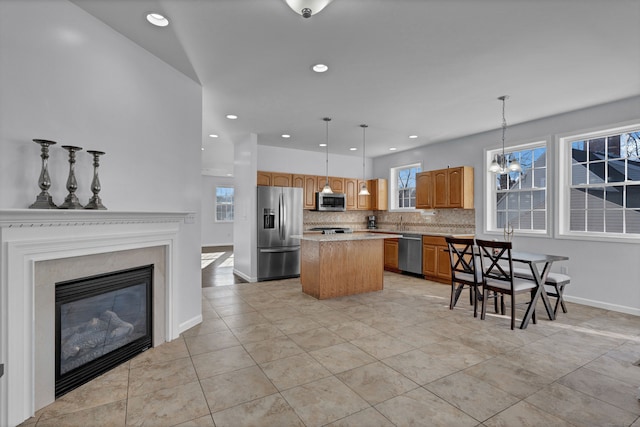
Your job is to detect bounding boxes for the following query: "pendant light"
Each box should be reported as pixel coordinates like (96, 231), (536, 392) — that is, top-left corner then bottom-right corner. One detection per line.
(321, 117), (333, 194)
(284, 0), (333, 18)
(489, 95), (522, 174)
(358, 124), (370, 196)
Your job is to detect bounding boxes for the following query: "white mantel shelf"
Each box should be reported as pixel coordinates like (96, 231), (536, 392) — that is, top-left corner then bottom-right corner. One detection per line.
(0, 209), (195, 227)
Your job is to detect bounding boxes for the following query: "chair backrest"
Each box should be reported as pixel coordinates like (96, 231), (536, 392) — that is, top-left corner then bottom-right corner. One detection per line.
(445, 236), (479, 280)
(475, 239), (514, 284)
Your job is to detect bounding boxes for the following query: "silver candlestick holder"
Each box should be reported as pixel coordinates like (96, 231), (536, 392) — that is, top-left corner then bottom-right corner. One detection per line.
(58, 145), (84, 209)
(84, 150), (107, 210)
(29, 139), (58, 209)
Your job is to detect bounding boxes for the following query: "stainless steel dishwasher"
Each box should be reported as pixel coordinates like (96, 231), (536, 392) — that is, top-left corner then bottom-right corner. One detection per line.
(398, 233), (423, 275)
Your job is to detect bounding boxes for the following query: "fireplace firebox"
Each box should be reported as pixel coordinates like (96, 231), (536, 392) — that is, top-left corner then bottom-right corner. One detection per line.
(55, 265), (153, 397)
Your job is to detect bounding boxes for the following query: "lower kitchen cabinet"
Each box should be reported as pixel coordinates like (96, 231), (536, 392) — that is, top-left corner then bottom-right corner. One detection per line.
(422, 235), (451, 283)
(384, 238), (399, 272)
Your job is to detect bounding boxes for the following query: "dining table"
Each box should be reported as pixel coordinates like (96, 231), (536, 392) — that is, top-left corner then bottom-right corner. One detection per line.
(511, 251), (569, 329)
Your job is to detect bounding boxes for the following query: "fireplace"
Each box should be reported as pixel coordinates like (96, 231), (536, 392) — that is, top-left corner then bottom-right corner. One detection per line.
(55, 265), (153, 397)
(0, 210), (196, 427)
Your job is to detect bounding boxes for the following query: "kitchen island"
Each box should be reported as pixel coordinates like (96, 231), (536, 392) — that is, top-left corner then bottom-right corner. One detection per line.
(297, 232), (401, 299)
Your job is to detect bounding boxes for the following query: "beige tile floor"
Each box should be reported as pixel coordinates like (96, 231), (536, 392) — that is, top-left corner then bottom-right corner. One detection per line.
(20, 272), (640, 426)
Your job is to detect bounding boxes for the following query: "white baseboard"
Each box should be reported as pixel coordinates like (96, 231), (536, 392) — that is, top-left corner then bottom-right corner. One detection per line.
(564, 295), (640, 316)
(178, 314), (203, 335)
(233, 268), (256, 283)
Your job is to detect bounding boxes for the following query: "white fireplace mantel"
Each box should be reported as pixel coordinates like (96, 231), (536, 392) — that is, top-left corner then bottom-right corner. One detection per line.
(0, 209), (193, 427)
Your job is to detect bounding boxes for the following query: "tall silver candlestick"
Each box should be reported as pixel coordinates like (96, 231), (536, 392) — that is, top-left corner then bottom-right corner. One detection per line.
(29, 139), (58, 209)
(58, 145), (84, 209)
(84, 150), (107, 210)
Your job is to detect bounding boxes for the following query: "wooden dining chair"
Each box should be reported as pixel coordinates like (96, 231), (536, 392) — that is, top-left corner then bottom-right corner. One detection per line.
(445, 236), (483, 317)
(475, 239), (538, 330)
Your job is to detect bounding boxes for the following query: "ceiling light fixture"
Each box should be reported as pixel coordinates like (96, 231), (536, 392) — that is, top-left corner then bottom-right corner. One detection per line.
(358, 124), (370, 196)
(282, 134), (291, 138)
(349, 147), (357, 151)
(226, 114), (238, 120)
(321, 117), (333, 194)
(489, 95), (522, 174)
(409, 135), (418, 139)
(208, 134), (218, 138)
(284, 0), (333, 18)
(389, 147), (397, 151)
(312, 64), (328, 73)
(146, 13), (169, 27)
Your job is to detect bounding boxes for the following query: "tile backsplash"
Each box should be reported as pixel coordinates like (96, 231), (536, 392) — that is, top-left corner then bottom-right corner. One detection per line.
(304, 209), (476, 234)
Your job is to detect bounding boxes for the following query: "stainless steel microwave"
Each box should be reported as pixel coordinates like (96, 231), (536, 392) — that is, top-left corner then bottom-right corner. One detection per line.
(315, 192), (346, 211)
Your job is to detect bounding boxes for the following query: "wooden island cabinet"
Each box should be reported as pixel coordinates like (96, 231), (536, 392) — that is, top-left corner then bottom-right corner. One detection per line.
(299, 232), (400, 299)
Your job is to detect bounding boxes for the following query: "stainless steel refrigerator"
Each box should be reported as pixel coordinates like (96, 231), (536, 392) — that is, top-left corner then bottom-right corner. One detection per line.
(257, 186), (303, 281)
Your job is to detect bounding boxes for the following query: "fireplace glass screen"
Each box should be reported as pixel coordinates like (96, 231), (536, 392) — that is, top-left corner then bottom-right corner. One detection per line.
(56, 265), (152, 397)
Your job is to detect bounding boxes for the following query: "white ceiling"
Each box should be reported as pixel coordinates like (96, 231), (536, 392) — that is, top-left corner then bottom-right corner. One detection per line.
(70, 0), (640, 177)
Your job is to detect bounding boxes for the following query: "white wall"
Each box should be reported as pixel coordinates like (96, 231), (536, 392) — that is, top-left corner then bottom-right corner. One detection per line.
(201, 175), (234, 246)
(233, 134), (258, 282)
(0, 0), (203, 328)
(258, 145), (373, 179)
(373, 96), (640, 315)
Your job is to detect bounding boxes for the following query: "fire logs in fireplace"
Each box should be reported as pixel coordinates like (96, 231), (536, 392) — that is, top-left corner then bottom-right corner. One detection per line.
(55, 265), (153, 397)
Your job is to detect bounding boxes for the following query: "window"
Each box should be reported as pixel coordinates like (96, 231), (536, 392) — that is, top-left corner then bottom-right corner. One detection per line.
(487, 142), (547, 233)
(561, 125), (640, 236)
(215, 186), (234, 222)
(390, 163), (421, 210)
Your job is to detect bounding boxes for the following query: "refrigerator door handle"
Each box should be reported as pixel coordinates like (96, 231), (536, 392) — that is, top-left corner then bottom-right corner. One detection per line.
(278, 193), (284, 240)
(282, 193), (287, 239)
(259, 248), (299, 253)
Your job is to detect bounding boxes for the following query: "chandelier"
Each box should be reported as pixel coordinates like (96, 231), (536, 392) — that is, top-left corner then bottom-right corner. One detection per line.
(358, 124), (370, 196)
(489, 95), (521, 174)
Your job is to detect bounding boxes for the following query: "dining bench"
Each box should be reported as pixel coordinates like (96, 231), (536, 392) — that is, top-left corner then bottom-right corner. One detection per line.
(512, 268), (570, 315)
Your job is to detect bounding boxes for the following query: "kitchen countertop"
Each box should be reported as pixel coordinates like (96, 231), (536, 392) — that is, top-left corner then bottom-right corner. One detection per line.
(295, 232), (402, 242)
(354, 229), (474, 237)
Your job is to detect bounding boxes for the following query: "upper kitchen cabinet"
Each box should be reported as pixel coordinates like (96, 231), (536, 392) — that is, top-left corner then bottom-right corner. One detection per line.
(345, 178), (358, 210)
(416, 166), (474, 209)
(271, 173), (293, 187)
(357, 179), (370, 210)
(368, 178), (388, 211)
(415, 171), (433, 209)
(293, 174), (317, 210)
(329, 177), (345, 193)
(257, 171), (272, 186)
(257, 171), (293, 187)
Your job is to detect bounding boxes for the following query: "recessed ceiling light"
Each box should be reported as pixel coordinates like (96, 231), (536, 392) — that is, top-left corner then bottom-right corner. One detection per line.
(226, 173), (233, 177)
(282, 134), (291, 138)
(319, 143), (327, 147)
(312, 64), (328, 73)
(208, 134), (218, 138)
(389, 147), (397, 151)
(201, 147), (205, 151)
(349, 147), (357, 151)
(226, 114), (238, 120)
(409, 135), (418, 139)
(146, 13), (169, 27)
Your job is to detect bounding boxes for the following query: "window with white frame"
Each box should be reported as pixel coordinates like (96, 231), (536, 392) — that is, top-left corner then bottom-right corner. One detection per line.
(215, 186), (234, 222)
(390, 163), (422, 210)
(487, 142), (547, 233)
(561, 125), (640, 236)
